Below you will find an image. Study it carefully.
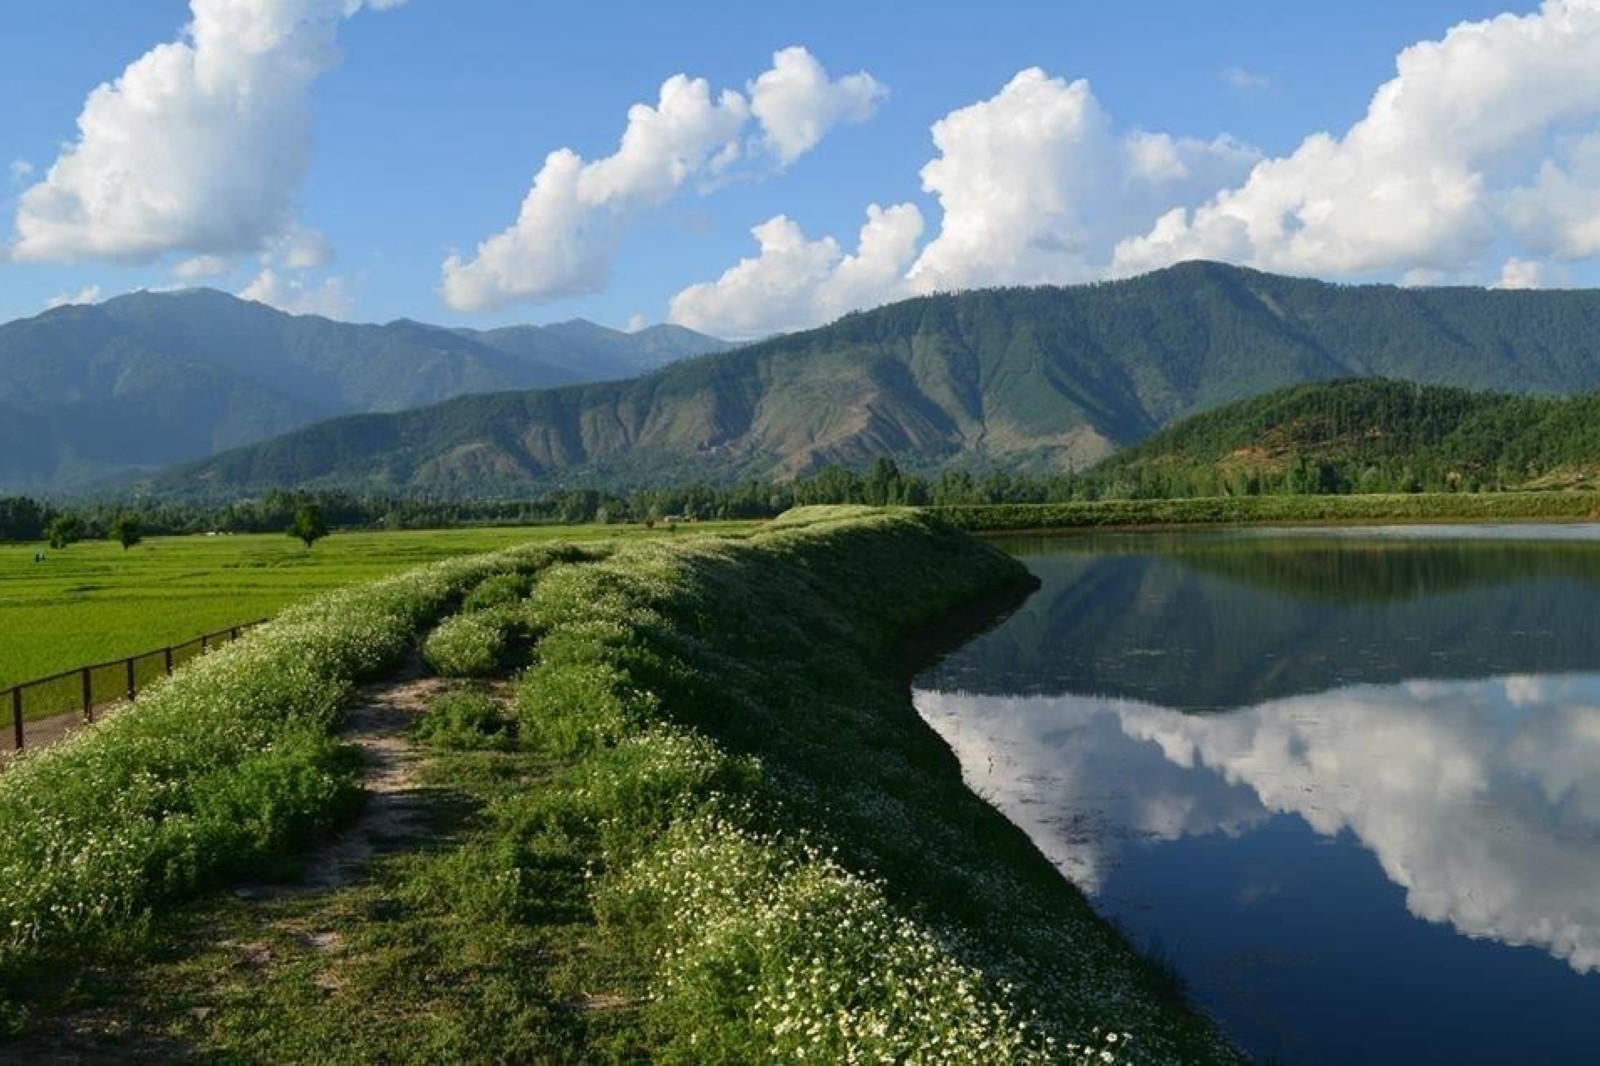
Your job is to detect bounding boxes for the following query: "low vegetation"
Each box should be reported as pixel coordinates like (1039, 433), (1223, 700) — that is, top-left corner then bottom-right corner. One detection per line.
(0, 543), (575, 965)
(0, 509), (1238, 1061)
(0, 522), (756, 690)
(936, 491), (1600, 533)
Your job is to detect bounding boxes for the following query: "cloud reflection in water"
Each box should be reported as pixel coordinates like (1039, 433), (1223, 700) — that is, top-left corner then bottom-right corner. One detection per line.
(915, 673), (1600, 973)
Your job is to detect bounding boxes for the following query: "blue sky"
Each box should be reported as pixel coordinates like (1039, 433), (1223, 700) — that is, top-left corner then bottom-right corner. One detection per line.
(2, 0), (1587, 336)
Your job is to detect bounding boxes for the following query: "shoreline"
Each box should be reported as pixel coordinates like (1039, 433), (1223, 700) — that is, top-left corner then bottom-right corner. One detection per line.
(935, 491), (1600, 536)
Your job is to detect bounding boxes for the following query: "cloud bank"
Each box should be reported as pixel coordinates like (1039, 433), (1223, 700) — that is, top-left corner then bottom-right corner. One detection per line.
(1114, 0), (1600, 280)
(239, 268), (351, 318)
(670, 0), (1600, 336)
(440, 47), (886, 313)
(669, 68), (1259, 337)
(10, 0), (398, 267)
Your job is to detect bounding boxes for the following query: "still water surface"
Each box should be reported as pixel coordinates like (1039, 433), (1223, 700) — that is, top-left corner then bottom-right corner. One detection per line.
(913, 526), (1600, 1065)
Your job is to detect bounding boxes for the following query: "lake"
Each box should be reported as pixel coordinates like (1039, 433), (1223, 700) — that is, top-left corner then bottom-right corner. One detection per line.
(913, 525), (1600, 1065)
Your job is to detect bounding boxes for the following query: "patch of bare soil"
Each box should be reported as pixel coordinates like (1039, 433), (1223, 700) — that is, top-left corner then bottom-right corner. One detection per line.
(294, 657), (448, 894)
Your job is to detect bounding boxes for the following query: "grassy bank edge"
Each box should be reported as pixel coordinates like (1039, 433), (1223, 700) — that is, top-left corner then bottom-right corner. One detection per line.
(480, 506), (1241, 1062)
(934, 491), (1600, 534)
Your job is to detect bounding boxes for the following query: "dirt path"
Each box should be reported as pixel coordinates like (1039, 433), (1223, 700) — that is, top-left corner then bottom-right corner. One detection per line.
(4, 655), (463, 1061)
(243, 654), (450, 898)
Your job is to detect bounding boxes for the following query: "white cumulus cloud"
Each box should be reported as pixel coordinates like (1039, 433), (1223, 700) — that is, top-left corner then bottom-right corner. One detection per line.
(9, 0), (398, 265)
(668, 203), (923, 339)
(174, 254), (232, 280)
(44, 284), (102, 309)
(272, 225), (335, 270)
(750, 46), (886, 165)
(1114, 0), (1600, 278)
(1495, 257), (1549, 289)
(439, 47), (885, 313)
(668, 68), (1258, 336)
(240, 268), (350, 318)
(909, 69), (1259, 293)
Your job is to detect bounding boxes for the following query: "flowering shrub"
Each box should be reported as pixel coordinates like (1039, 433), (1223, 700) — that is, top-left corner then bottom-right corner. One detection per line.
(422, 604), (523, 677)
(599, 815), (1057, 1062)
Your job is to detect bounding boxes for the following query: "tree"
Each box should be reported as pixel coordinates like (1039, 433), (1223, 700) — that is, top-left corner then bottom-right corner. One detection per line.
(289, 504), (329, 549)
(112, 515), (143, 551)
(46, 513), (83, 550)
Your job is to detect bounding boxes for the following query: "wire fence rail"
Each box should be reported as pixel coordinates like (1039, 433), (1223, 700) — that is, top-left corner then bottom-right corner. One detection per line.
(1, 620), (268, 759)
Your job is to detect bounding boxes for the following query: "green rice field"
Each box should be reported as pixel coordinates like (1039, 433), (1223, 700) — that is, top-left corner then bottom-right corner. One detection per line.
(0, 523), (757, 690)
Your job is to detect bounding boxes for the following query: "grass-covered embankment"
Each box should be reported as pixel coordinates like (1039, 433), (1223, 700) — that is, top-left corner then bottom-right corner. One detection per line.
(0, 542), (592, 969)
(388, 507), (1239, 1061)
(3, 510), (1240, 1061)
(937, 490), (1600, 533)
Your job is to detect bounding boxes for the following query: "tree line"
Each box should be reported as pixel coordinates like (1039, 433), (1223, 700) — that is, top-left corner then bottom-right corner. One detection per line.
(1, 464), (1099, 544)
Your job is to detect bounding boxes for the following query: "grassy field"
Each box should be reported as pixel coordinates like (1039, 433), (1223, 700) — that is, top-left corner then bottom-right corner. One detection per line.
(0, 522), (757, 690)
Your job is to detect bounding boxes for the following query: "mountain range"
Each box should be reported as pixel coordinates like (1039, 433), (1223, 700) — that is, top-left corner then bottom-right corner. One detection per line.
(155, 261), (1600, 498)
(0, 289), (730, 492)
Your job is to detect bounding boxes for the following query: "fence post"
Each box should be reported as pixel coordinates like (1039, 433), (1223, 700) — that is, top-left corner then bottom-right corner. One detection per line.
(81, 667), (92, 722)
(230, 626), (239, 640)
(164, 647), (174, 676)
(201, 633), (209, 652)
(11, 687), (22, 752)
(126, 657), (136, 702)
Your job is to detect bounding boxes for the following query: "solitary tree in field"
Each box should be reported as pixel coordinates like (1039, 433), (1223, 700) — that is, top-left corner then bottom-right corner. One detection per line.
(112, 515), (143, 551)
(289, 504), (329, 549)
(46, 513), (83, 549)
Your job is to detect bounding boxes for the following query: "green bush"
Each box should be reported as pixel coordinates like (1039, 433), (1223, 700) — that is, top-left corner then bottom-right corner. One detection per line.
(460, 571), (538, 613)
(413, 686), (516, 751)
(423, 604), (524, 678)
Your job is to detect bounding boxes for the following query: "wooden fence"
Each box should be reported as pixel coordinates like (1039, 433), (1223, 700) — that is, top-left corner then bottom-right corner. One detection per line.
(1, 620), (268, 756)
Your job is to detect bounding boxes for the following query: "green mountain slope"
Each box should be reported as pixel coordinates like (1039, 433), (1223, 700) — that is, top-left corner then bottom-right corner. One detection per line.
(0, 290), (727, 492)
(158, 261), (1600, 497)
(1085, 377), (1600, 495)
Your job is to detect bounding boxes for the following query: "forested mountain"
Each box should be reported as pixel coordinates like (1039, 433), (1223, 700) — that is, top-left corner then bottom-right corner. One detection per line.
(0, 290), (727, 492)
(1083, 378), (1600, 496)
(158, 262), (1600, 498)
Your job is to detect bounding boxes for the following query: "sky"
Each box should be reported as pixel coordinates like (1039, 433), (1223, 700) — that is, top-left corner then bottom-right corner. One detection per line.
(4, 0), (1597, 338)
